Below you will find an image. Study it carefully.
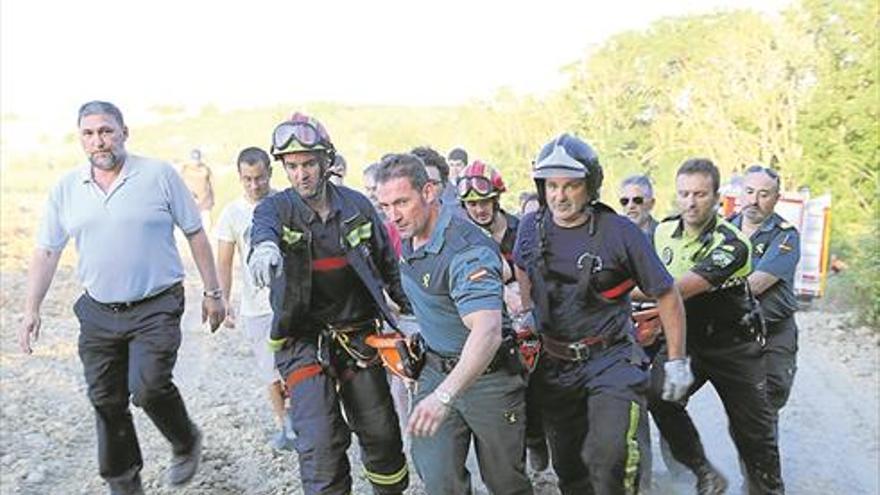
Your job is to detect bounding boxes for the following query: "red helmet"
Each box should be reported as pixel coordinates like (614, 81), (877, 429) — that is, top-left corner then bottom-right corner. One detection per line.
(457, 160), (506, 201)
(270, 112), (335, 160)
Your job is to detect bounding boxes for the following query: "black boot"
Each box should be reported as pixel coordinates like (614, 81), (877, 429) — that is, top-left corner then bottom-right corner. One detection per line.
(695, 463), (728, 495)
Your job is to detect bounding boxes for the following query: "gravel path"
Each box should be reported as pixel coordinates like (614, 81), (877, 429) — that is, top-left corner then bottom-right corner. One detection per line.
(1, 268), (877, 494)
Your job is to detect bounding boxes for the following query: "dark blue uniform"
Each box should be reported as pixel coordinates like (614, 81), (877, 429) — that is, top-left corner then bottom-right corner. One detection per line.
(251, 184), (409, 495)
(514, 204), (673, 495)
(731, 212), (800, 412)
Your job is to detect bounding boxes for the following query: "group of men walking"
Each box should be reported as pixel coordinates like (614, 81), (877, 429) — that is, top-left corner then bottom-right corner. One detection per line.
(20, 101), (800, 495)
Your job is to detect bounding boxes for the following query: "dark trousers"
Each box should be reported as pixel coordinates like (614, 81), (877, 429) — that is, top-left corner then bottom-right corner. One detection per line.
(74, 284), (197, 487)
(411, 360), (532, 495)
(525, 372), (548, 452)
(648, 340), (784, 494)
(764, 317), (798, 414)
(536, 343), (647, 495)
(275, 337), (408, 495)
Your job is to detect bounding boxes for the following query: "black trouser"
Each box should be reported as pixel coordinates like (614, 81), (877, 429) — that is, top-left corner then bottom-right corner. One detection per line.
(648, 338), (784, 494)
(525, 372), (548, 452)
(764, 317), (798, 414)
(537, 343), (648, 495)
(275, 335), (408, 495)
(74, 284), (197, 487)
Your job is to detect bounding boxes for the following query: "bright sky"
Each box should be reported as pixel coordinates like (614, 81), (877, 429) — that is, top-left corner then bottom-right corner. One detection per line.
(1, 0), (788, 150)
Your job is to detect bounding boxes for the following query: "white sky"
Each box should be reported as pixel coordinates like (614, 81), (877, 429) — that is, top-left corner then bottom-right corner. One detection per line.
(1, 0), (788, 149)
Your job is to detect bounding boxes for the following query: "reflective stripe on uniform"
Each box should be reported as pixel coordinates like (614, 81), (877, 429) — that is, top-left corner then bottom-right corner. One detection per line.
(363, 462), (408, 486)
(623, 401), (641, 494)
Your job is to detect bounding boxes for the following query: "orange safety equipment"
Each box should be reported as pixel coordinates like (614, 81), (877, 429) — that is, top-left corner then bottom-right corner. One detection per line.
(633, 305), (663, 346)
(457, 160), (507, 202)
(364, 332), (425, 381)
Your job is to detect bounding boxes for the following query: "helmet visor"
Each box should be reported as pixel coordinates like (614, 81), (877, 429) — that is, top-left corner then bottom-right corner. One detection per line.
(457, 176), (495, 199)
(533, 144), (587, 179)
(272, 122), (322, 153)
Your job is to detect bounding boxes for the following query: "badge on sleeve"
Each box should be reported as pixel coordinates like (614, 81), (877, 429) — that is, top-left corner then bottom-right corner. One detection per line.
(711, 250), (736, 268)
(468, 268), (489, 282)
(661, 247), (674, 265)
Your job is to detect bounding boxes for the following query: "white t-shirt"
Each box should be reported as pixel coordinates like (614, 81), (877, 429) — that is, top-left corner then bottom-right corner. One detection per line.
(215, 197), (272, 316)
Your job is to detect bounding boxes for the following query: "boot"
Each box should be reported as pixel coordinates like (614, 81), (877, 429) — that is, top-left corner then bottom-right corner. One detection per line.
(695, 463), (728, 495)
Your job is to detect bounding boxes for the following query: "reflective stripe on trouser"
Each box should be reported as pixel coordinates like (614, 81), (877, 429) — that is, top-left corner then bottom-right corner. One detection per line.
(535, 342), (648, 495)
(411, 363), (533, 495)
(276, 338), (408, 495)
(648, 341), (785, 494)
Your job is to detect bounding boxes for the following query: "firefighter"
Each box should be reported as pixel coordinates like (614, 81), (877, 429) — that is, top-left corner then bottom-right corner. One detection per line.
(730, 164), (800, 415)
(248, 112), (410, 495)
(646, 158), (785, 495)
(514, 134), (691, 495)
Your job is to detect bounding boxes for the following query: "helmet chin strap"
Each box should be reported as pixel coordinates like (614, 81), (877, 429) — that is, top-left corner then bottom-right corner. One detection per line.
(303, 163), (331, 202)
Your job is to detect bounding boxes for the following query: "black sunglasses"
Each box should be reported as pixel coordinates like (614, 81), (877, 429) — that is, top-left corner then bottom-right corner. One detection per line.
(619, 196), (645, 206)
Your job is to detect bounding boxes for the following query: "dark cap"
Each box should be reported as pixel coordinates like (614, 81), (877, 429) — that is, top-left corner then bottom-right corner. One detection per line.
(447, 147), (468, 163)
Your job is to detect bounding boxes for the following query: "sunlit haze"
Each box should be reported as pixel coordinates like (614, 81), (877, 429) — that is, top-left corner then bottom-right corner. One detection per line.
(1, 0), (788, 151)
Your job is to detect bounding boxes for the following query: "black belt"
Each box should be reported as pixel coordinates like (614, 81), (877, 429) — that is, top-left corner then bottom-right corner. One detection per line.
(541, 333), (616, 362)
(87, 283), (181, 313)
(424, 349), (503, 375)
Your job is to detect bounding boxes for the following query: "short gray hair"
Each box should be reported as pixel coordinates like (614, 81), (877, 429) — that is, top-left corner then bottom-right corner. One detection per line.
(620, 174), (654, 198)
(78, 101), (125, 128)
(375, 153), (429, 190)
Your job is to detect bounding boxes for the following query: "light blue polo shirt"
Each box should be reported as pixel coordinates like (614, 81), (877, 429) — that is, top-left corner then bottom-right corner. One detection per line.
(37, 154), (202, 304)
(400, 209), (505, 355)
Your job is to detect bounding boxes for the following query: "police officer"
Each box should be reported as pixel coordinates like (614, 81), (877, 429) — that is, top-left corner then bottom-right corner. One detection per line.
(248, 112), (410, 495)
(647, 158), (784, 495)
(731, 165), (800, 414)
(514, 134), (691, 495)
(456, 159), (549, 470)
(374, 153), (533, 495)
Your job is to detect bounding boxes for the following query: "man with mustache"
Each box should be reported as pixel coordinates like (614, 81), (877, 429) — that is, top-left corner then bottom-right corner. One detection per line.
(20, 101), (225, 494)
(248, 112), (411, 495)
(730, 165), (800, 416)
(514, 134), (690, 495)
(647, 158), (784, 494)
(618, 175), (659, 238)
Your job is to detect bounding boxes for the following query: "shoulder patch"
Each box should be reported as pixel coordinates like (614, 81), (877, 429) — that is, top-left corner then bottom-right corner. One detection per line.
(711, 249), (736, 268)
(468, 268), (490, 282)
(661, 246), (674, 265)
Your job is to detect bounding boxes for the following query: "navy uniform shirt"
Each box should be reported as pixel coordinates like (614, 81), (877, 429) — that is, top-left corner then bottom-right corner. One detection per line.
(731, 212), (800, 323)
(514, 205), (673, 342)
(400, 208), (506, 355)
(306, 189), (377, 327)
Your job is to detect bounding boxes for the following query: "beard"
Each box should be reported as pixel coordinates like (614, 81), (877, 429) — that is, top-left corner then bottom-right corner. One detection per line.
(89, 150), (124, 171)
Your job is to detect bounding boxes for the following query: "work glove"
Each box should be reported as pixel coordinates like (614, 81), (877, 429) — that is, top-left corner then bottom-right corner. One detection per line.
(662, 357), (694, 402)
(249, 241), (283, 289)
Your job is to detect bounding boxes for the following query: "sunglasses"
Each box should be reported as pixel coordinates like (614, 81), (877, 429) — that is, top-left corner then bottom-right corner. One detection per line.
(272, 122), (323, 151)
(457, 176), (495, 198)
(619, 196), (645, 206)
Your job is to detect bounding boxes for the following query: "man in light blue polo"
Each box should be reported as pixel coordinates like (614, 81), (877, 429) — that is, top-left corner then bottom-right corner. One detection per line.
(19, 101), (226, 495)
(374, 153), (532, 495)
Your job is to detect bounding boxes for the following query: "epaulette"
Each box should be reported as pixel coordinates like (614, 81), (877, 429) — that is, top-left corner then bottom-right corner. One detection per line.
(779, 221), (794, 230)
(660, 213), (682, 223)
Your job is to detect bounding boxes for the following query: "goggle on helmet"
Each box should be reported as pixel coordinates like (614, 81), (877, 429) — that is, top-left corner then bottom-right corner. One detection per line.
(456, 160), (507, 202)
(270, 112), (335, 160)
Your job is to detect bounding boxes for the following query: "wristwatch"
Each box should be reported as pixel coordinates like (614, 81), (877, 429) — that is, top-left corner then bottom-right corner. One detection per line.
(203, 288), (223, 299)
(434, 389), (454, 406)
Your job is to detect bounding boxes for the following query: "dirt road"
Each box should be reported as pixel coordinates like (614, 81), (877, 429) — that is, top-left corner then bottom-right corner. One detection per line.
(1, 268), (877, 494)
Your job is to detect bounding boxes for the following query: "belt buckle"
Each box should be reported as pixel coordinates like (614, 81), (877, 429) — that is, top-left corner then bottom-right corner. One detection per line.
(568, 341), (590, 361)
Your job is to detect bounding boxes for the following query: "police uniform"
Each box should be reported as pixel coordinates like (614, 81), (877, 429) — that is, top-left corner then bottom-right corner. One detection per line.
(514, 203), (674, 495)
(400, 209), (532, 495)
(731, 212), (800, 412)
(649, 214), (784, 494)
(251, 184), (409, 495)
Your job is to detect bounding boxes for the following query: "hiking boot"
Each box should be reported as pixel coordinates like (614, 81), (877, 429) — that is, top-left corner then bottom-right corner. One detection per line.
(695, 463), (728, 495)
(527, 441), (550, 472)
(167, 427), (202, 486)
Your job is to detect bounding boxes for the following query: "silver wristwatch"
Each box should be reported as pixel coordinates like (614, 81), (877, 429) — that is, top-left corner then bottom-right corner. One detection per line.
(435, 389), (454, 406)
